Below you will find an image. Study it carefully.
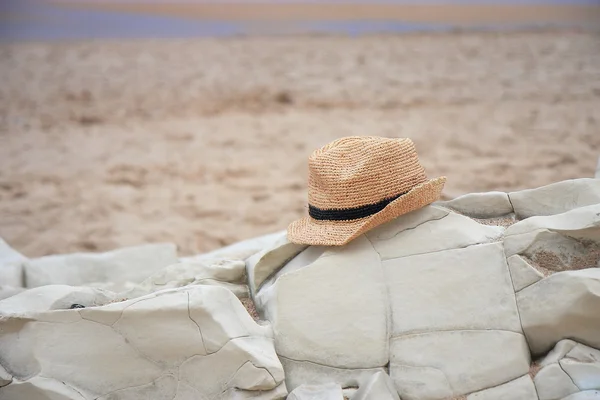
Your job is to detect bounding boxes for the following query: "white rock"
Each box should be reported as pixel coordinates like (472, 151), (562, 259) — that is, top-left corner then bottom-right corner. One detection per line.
(366, 206), (504, 260)
(257, 236), (388, 370)
(503, 204), (600, 270)
(467, 375), (537, 400)
(383, 243), (522, 335)
(0, 284), (115, 315)
(536, 340), (600, 395)
(507, 255), (544, 291)
(181, 230), (284, 264)
(254, 245), (327, 301)
(0, 286), (25, 301)
(436, 191), (513, 218)
(121, 259), (248, 299)
(224, 383), (288, 400)
(562, 345), (600, 391)
(596, 157), (600, 179)
(0, 285), (285, 399)
(505, 203), (600, 240)
(24, 243), (178, 291)
(0, 363), (12, 387)
(368, 204), (449, 240)
(503, 230), (596, 269)
(279, 357), (387, 393)
(0, 238), (27, 287)
(540, 339), (579, 365)
(1, 376), (87, 399)
(535, 363), (580, 400)
(390, 330), (530, 400)
(255, 214), (522, 397)
(287, 383), (344, 400)
(562, 392), (600, 400)
(517, 269), (600, 356)
(246, 232), (307, 294)
(509, 179), (600, 219)
(352, 371), (400, 400)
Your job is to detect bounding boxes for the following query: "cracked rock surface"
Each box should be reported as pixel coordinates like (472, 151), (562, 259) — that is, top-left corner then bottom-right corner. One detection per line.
(121, 258), (250, 300)
(287, 382), (344, 400)
(508, 179), (600, 220)
(0, 285), (285, 399)
(534, 340), (600, 400)
(250, 179), (600, 399)
(352, 371), (400, 400)
(252, 205), (528, 398)
(517, 270), (600, 356)
(467, 374), (537, 400)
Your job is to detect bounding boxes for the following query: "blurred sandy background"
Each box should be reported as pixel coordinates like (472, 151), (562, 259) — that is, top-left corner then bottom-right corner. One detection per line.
(1, 2), (600, 257)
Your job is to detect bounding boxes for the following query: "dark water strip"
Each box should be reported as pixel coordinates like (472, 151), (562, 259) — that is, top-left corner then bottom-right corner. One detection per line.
(0, 2), (591, 41)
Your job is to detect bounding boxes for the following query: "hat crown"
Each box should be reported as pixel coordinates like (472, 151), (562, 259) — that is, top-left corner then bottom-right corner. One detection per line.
(308, 136), (428, 210)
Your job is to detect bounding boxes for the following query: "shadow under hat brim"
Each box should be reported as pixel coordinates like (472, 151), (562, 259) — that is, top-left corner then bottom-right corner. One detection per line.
(287, 176), (447, 246)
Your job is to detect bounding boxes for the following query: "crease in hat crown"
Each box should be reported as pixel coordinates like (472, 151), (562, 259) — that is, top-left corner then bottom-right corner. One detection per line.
(287, 135), (446, 246)
(307, 136), (428, 212)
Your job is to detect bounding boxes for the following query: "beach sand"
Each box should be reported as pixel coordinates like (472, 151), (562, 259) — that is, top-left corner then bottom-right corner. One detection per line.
(1, 30), (599, 257)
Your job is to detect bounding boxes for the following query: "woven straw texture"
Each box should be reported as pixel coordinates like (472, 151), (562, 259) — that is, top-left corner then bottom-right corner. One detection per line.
(288, 136), (446, 246)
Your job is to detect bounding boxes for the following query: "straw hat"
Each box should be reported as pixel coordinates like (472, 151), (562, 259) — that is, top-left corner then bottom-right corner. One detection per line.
(287, 136), (446, 246)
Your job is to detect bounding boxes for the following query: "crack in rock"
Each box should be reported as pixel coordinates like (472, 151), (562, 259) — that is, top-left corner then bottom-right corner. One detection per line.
(504, 254), (532, 351)
(278, 355), (385, 371)
(391, 362), (455, 394)
(375, 213), (450, 241)
(93, 373), (174, 400)
(383, 241), (499, 262)
(557, 361), (581, 391)
(186, 292), (208, 355)
(390, 328), (524, 340)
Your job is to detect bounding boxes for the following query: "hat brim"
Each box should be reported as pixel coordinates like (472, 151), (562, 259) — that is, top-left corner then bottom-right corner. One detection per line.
(287, 176), (447, 246)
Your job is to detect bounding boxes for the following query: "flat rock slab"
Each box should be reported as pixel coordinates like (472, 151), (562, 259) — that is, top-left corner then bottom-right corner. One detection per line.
(507, 255), (544, 291)
(246, 232), (307, 294)
(436, 191), (513, 218)
(390, 330), (530, 400)
(0, 284), (115, 315)
(508, 178), (600, 219)
(260, 236), (389, 369)
(383, 242), (521, 335)
(279, 357), (387, 393)
(562, 392), (600, 400)
(287, 383), (344, 400)
(366, 206), (504, 260)
(535, 339), (600, 399)
(467, 375), (537, 400)
(122, 258), (248, 299)
(0, 285), (285, 400)
(24, 243), (178, 291)
(535, 363), (580, 400)
(517, 269), (600, 356)
(353, 371), (400, 400)
(0, 286), (25, 301)
(505, 203), (600, 239)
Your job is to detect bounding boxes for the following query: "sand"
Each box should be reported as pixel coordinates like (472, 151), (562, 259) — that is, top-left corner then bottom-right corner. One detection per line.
(1, 30), (599, 257)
